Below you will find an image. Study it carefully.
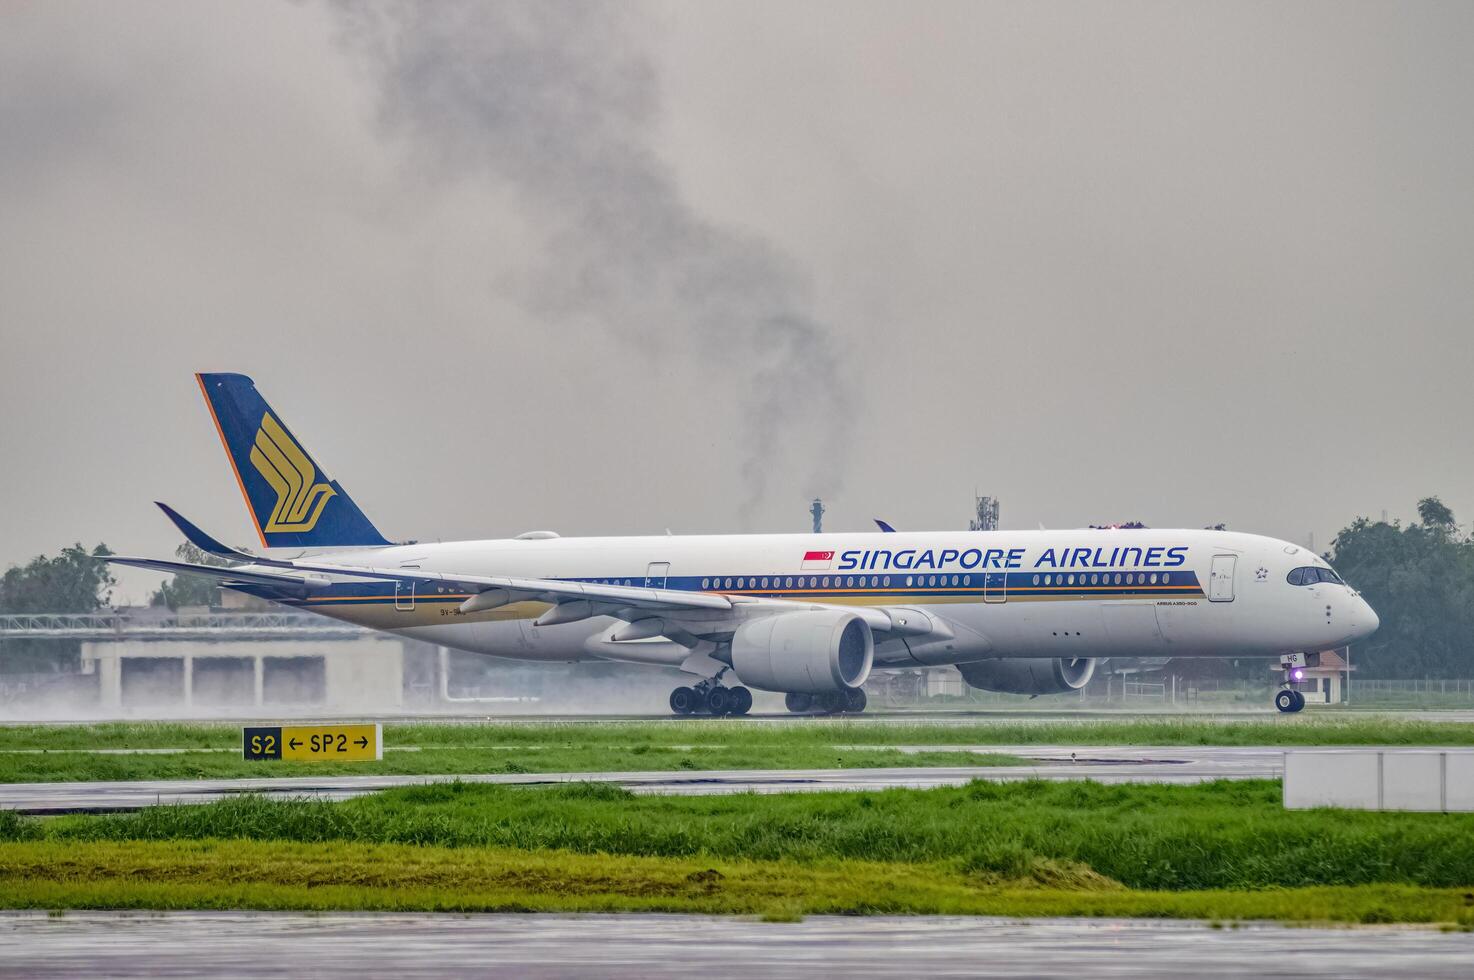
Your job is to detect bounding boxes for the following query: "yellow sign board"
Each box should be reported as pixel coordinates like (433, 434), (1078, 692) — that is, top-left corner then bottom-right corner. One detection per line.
(243, 723), (382, 762)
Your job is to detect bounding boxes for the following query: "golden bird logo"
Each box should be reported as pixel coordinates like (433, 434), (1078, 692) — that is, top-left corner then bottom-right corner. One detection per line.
(249, 412), (335, 533)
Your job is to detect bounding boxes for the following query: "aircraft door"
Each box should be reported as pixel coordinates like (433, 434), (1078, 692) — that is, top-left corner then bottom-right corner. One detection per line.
(394, 580), (415, 611)
(982, 571), (1007, 603)
(644, 562), (670, 589)
(1209, 555), (1236, 602)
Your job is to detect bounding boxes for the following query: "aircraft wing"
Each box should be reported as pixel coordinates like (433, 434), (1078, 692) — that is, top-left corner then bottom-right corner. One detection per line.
(104, 556), (332, 593)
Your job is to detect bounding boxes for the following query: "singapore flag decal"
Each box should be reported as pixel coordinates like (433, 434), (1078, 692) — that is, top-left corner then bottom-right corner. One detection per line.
(801, 550), (835, 571)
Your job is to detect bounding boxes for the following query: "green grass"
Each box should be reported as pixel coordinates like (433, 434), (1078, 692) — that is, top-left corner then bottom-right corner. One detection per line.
(10, 779), (1474, 891)
(2, 837), (1471, 924)
(5, 780), (1474, 924)
(2, 715), (1471, 782)
(6, 779), (1474, 923)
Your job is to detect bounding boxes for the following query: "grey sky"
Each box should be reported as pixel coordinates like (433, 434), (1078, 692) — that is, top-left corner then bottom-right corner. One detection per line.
(2, 1), (1471, 603)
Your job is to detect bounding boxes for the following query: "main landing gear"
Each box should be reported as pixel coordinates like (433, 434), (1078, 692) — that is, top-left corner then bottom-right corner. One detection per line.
(785, 688), (867, 715)
(1275, 653), (1308, 713)
(670, 676), (753, 717)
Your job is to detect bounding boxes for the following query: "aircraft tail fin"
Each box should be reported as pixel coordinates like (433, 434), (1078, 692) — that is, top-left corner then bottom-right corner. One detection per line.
(195, 373), (390, 549)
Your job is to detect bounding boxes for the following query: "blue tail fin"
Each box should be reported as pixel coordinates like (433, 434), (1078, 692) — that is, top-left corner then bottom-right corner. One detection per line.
(196, 373), (390, 549)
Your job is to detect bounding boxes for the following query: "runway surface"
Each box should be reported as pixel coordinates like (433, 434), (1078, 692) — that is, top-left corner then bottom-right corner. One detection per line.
(3, 911), (1471, 978)
(0, 745), (1287, 813)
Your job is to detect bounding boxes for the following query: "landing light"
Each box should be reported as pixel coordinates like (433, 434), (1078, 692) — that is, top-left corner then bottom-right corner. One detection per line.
(1292, 668), (1305, 681)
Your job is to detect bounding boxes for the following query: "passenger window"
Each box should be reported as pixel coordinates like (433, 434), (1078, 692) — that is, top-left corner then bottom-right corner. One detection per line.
(1150, 573), (1158, 585)
(1161, 573), (1171, 585)
(1044, 574), (1052, 585)
(883, 576), (891, 587)
(1032, 575), (1040, 586)
(701, 578), (709, 589)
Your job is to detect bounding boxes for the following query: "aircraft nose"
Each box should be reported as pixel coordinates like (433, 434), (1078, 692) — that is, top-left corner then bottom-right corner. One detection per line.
(1356, 597), (1380, 639)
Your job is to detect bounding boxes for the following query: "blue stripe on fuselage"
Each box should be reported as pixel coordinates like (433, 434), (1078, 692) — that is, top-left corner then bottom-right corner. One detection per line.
(230, 569), (1204, 607)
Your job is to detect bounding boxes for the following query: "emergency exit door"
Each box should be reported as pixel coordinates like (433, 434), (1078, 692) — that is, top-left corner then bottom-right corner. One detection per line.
(644, 562), (670, 589)
(1209, 555), (1236, 602)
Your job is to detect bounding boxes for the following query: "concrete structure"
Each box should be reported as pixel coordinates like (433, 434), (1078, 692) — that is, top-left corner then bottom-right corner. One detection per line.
(4, 609), (677, 717)
(1284, 749), (1474, 812)
(81, 636), (409, 714)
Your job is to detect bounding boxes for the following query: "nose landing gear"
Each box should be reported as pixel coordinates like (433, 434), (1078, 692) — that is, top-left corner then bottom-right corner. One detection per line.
(1274, 688), (1306, 713)
(1275, 654), (1309, 713)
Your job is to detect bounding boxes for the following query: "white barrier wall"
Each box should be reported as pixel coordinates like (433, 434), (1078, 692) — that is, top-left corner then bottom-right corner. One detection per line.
(1284, 749), (1474, 812)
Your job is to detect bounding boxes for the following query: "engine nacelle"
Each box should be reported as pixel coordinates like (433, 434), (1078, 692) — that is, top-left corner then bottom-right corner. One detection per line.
(730, 610), (874, 694)
(957, 657), (1096, 695)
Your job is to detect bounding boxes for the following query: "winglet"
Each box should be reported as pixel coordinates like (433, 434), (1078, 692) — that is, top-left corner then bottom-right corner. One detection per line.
(874, 519), (896, 533)
(155, 502), (255, 562)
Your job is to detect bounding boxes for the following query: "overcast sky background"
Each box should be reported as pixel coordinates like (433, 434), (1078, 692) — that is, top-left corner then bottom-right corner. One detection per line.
(2, 1), (1471, 603)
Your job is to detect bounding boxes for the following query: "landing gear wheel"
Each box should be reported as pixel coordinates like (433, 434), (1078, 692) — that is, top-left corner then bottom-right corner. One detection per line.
(843, 687), (867, 713)
(1291, 690), (1306, 711)
(785, 692), (815, 713)
(1274, 689), (1299, 713)
(816, 691), (845, 714)
(670, 686), (698, 715)
(705, 686), (732, 716)
(728, 687), (753, 716)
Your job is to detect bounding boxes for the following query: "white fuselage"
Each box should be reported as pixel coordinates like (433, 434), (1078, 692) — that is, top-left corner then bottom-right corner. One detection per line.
(252, 528), (1379, 672)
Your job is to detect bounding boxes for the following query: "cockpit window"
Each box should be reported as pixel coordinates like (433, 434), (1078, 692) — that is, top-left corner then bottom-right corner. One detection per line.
(1288, 566), (1343, 586)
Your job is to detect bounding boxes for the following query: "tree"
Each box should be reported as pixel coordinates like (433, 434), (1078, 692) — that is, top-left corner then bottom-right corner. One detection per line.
(0, 544), (116, 614)
(1328, 499), (1474, 678)
(0, 544), (117, 673)
(1417, 497), (1457, 535)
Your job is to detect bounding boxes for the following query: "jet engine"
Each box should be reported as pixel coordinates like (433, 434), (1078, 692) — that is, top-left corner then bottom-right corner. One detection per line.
(730, 609), (874, 693)
(957, 657), (1096, 695)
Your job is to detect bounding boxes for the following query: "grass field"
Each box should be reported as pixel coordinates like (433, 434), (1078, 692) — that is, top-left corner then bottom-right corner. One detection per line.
(3, 779), (1474, 924)
(2, 715), (1471, 782)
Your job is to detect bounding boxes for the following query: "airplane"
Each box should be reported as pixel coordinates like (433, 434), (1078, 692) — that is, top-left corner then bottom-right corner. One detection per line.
(106, 373), (1380, 716)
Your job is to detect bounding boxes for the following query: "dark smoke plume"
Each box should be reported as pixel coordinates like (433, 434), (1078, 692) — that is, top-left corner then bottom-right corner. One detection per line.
(329, 1), (854, 526)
